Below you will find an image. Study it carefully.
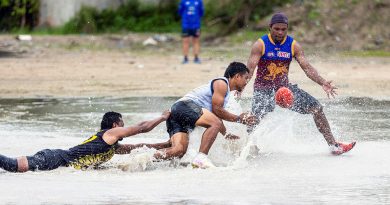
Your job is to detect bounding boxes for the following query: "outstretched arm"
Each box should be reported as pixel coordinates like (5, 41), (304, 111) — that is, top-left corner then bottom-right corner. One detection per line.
(294, 42), (337, 98)
(115, 140), (171, 154)
(103, 110), (170, 145)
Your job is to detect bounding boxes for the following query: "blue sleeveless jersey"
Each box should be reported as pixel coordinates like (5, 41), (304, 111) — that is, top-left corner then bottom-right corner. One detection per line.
(254, 34), (296, 90)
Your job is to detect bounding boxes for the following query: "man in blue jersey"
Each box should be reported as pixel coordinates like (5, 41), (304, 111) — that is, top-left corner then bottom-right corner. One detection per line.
(0, 111), (170, 172)
(146, 62), (257, 168)
(179, 0), (204, 64)
(246, 13), (355, 155)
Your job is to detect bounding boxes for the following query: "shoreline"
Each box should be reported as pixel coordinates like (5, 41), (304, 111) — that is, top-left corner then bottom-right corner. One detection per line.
(0, 35), (389, 99)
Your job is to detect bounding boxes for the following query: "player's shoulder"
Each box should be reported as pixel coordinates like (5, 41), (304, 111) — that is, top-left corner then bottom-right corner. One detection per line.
(212, 78), (229, 89)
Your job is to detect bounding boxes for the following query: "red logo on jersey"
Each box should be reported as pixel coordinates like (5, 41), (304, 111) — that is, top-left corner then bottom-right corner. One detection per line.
(277, 51), (290, 58)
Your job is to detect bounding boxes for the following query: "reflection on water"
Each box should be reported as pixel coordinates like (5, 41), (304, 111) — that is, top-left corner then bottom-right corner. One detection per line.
(324, 97), (390, 141)
(0, 97), (177, 138)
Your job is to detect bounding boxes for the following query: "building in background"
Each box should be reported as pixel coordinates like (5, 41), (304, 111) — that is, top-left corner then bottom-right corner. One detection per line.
(39, 0), (127, 27)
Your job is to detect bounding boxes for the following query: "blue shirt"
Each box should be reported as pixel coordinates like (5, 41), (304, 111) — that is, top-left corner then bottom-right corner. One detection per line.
(178, 0), (204, 29)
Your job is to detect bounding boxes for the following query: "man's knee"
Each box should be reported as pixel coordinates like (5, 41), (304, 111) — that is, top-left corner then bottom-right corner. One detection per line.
(171, 145), (187, 158)
(212, 119), (223, 130)
(169, 134), (189, 158)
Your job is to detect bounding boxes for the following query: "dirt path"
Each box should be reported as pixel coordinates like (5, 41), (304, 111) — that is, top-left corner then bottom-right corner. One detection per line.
(0, 35), (389, 99)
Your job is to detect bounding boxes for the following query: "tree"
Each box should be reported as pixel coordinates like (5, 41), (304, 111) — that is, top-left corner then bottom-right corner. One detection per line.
(0, 0), (40, 31)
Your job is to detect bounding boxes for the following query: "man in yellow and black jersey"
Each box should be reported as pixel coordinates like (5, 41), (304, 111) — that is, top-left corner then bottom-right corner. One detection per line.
(0, 111), (171, 172)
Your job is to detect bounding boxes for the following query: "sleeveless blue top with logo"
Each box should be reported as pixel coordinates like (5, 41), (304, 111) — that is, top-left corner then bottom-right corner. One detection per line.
(254, 34), (296, 90)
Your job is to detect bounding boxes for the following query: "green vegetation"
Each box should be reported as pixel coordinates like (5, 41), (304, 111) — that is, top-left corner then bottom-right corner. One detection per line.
(60, 0), (290, 35)
(62, 0), (180, 34)
(0, 0), (40, 32)
(5, 0), (291, 35)
(2, 0), (388, 54)
(1, 0), (291, 35)
(203, 0), (291, 35)
(9, 27), (65, 35)
(342, 50), (390, 57)
(307, 10), (320, 21)
(228, 30), (267, 44)
(304, 0), (321, 21)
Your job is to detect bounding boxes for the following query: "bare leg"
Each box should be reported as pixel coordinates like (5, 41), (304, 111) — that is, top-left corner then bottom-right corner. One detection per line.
(155, 133), (189, 159)
(195, 109), (223, 154)
(192, 37), (200, 58)
(311, 107), (336, 145)
(17, 156), (29, 172)
(182, 37), (190, 59)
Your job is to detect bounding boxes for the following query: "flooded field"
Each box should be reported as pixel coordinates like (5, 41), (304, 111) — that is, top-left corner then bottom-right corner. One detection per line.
(0, 97), (389, 205)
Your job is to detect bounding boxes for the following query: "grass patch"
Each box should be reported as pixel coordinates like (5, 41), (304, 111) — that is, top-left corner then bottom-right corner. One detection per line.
(10, 27), (66, 35)
(227, 30), (268, 44)
(342, 50), (390, 57)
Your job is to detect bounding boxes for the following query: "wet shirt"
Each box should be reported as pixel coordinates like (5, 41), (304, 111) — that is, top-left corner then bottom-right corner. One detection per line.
(180, 77), (230, 111)
(178, 0), (204, 29)
(254, 34), (296, 90)
(61, 130), (116, 170)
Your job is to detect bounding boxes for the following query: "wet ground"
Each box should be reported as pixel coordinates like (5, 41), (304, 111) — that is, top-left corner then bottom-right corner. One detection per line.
(0, 97), (389, 204)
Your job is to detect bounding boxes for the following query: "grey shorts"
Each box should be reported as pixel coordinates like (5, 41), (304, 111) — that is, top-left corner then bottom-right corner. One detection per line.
(252, 84), (321, 118)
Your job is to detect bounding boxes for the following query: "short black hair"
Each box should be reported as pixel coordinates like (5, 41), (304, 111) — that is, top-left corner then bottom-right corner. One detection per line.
(224, 62), (249, 78)
(100, 111), (122, 130)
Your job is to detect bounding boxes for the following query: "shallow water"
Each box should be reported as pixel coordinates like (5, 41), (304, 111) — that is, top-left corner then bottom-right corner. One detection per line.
(0, 97), (389, 205)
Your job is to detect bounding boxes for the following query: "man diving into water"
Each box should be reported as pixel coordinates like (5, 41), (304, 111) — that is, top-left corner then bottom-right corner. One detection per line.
(0, 111), (170, 172)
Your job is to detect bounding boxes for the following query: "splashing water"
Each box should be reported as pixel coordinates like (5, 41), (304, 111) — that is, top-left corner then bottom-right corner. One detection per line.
(117, 147), (157, 172)
(0, 96), (389, 204)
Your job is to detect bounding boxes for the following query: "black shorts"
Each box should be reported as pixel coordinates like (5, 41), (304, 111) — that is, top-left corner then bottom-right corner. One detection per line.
(182, 28), (201, 37)
(27, 149), (69, 171)
(167, 100), (203, 137)
(252, 84), (322, 118)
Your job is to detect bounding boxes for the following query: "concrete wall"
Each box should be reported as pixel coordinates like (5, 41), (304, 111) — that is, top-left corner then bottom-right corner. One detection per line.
(38, 0), (207, 27)
(39, 0), (125, 27)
